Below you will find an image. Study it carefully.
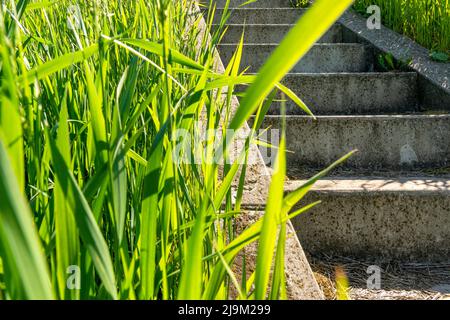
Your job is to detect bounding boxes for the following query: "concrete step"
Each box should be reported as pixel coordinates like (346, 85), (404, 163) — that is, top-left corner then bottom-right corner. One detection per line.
(268, 72), (419, 115)
(285, 177), (450, 261)
(213, 8), (305, 24)
(201, 0), (292, 8)
(253, 115), (450, 171)
(216, 24), (343, 44)
(286, 166), (450, 180)
(219, 43), (372, 73)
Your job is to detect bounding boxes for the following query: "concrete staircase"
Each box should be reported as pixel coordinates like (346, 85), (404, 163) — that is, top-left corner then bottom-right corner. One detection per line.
(205, 0), (450, 261)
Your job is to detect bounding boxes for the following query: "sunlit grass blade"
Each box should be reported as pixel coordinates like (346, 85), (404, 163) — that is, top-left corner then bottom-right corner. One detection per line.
(336, 267), (350, 300)
(270, 220), (286, 300)
(140, 116), (166, 300)
(25, 1), (61, 10)
(0, 138), (54, 300)
(122, 39), (204, 70)
(254, 122), (286, 300)
(54, 97), (79, 299)
(0, 25), (24, 190)
(20, 44), (99, 83)
(46, 132), (118, 300)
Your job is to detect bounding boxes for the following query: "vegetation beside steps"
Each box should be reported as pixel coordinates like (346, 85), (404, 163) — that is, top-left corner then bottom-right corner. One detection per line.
(293, 0), (450, 59)
(354, 0), (450, 56)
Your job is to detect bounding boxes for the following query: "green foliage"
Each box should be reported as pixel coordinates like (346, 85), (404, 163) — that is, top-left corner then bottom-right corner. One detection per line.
(290, 0), (310, 8)
(0, 0), (353, 300)
(430, 51), (450, 63)
(377, 52), (412, 71)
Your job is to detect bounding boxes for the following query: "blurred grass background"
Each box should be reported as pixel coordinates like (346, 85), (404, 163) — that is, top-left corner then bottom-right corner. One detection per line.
(354, 0), (450, 52)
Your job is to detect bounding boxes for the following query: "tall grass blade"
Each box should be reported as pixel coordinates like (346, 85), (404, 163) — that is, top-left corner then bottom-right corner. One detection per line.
(47, 133), (118, 299)
(54, 98), (79, 299)
(0, 138), (53, 300)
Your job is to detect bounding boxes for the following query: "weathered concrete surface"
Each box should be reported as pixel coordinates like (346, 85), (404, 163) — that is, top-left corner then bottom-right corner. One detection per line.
(339, 9), (450, 111)
(213, 8), (305, 24)
(216, 23), (343, 44)
(256, 115), (450, 171)
(284, 178), (450, 261)
(219, 43), (372, 73)
(269, 72), (418, 115)
(195, 2), (324, 300)
(235, 210), (325, 299)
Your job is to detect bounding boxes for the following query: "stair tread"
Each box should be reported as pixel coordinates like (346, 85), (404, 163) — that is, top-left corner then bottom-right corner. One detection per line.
(211, 8), (306, 24)
(213, 23), (340, 27)
(263, 114), (450, 119)
(219, 42), (362, 46)
(200, 0), (292, 8)
(214, 23), (298, 26)
(209, 0), (293, 9)
(245, 71), (417, 77)
(285, 176), (450, 193)
(282, 71), (416, 75)
(216, 7), (306, 10)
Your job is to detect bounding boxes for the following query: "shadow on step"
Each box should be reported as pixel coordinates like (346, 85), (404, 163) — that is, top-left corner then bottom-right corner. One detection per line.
(308, 253), (450, 300)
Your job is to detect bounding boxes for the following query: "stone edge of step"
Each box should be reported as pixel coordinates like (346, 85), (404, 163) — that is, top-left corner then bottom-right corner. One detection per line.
(199, 0), (292, 8)
(218, 42), (364, 47)
(255, 114), (450, 120)
(285, 177), (450, 195)
(214, 7), (306, 11)
(213, 23), (297, 26)
(241, 72), (418, 79)
(282, 71), (417, 77)
(340, 9), (450, 93)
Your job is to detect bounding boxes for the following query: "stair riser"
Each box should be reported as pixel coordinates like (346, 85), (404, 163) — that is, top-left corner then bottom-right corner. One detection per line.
(292, 191), (450, 261)
(268, 73), (418, 115)
(217, 24), (343, 44)
(213, 8), (305, 24)
(219, 44), (372, 73)
(256, 116), (450, 171)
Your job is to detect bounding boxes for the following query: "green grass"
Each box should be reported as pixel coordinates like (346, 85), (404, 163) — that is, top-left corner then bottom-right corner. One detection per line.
(0, 0), (353, 300)
(354, 0), (450, 53)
